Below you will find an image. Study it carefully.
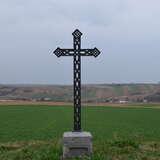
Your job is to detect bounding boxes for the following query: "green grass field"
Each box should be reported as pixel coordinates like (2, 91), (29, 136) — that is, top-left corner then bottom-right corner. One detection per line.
(0, 105), (160, 160)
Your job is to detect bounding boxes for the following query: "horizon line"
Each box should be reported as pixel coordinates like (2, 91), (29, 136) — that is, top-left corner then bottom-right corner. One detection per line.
(0, 82), (159, 86)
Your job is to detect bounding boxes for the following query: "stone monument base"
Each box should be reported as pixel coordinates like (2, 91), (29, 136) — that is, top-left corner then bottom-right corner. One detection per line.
(62, 131), (92, 159)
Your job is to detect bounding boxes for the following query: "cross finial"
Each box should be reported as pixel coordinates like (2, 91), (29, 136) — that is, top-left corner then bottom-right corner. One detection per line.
(72, 29), (82, 38)
(54, 47), (62, 57)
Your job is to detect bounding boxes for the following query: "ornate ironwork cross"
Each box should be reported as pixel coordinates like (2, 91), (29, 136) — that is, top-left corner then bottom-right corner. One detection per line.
(53, 29), (100, 131)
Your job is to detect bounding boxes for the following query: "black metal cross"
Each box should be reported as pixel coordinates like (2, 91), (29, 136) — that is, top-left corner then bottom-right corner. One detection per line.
(53, 29), (100, 132)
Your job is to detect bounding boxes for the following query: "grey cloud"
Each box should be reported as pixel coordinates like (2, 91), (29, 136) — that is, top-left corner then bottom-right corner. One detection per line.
(0, 0), (160, 84)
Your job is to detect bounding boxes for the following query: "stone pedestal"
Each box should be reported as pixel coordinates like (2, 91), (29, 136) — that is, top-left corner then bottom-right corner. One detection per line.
(62, 132), (92, 159)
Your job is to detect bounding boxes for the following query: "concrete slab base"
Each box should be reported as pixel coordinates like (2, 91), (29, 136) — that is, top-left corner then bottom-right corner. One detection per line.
(62, 131), (92, 159)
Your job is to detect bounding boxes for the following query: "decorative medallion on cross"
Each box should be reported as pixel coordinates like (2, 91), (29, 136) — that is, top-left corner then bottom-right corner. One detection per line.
(54, 29), (101, 132)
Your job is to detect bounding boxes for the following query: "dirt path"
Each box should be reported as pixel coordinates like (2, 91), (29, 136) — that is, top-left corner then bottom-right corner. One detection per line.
(0, 100), (160, 109)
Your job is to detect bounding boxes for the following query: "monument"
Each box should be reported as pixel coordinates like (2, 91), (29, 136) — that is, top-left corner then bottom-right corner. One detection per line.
(53, 29), (101, 159)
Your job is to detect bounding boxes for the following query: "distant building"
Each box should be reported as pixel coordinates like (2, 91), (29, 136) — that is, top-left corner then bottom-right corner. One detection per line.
(119, 100), (128, 104)
(143, 99), (148, 103)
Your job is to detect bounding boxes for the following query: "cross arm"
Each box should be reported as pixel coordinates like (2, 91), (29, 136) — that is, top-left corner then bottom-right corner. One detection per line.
(80, 48), (101, 57)
(54, 48), (74, 57)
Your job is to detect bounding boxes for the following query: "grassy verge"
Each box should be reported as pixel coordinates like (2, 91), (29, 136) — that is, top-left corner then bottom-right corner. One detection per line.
(0, 138), (160, 160)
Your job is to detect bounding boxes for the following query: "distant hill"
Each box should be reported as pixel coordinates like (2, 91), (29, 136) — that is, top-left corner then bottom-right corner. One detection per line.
(0, 84), (160, 103)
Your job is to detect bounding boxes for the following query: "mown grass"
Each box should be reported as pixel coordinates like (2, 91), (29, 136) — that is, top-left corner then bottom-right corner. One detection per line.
(0, 105), (160, 159)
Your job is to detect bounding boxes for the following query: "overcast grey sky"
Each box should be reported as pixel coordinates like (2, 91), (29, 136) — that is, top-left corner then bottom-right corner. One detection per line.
(0, 0), (160, 84)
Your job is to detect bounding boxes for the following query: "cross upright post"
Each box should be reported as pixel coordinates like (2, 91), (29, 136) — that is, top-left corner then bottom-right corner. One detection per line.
(73, 30), (82, 131)
(54, 29), (100, 132)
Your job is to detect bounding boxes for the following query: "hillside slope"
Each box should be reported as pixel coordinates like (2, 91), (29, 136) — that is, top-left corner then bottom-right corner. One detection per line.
(0, 84), (160, 103)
